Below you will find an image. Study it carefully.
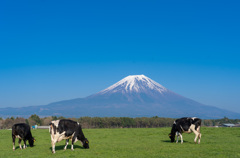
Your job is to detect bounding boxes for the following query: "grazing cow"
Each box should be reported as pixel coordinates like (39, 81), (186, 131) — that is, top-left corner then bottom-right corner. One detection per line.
(49, 119), (89, 153)
(168, 117), (201, 144)
(12, 123), (35, 150)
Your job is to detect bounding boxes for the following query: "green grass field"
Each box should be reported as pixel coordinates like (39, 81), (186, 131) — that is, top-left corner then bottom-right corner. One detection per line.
(0, 127), (240, 158)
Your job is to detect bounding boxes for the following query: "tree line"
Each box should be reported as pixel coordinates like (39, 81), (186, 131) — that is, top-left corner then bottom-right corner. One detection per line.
(0, 115), (239, 129)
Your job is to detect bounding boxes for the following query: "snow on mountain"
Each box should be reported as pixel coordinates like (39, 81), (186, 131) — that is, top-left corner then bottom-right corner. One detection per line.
(98, 75), (167, 95)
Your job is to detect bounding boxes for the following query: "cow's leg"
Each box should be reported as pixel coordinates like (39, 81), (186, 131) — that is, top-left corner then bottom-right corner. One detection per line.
(18, 139), (22, 150)
(193, 131), (200, 144)
(190, 125), (201, 144)
(12, 135), (15, 151)
(71, 136), (78, 151)
(176, 132), (179, 143)
(192, 130), (200, 144)
(194, 133), (198, 144)
(50, 134), (57, 153)
(51, 140), (57, 153)
(51, 136), (58, 154)
(64, 139), (69, 150)
(197, 126), (201, 144)
(71, 138), (75, 151)
(179, 133), (183, 144)
(198, 133), (201, 144)
(23, 139), (27, 149)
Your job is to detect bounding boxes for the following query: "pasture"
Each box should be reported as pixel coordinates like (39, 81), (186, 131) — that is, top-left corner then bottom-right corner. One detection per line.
(0, 127), (239, 158)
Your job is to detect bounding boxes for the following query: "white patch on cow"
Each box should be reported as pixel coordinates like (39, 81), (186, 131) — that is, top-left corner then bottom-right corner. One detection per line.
(191, 117), (197, 120)
(51, 120), (60, 128)
(189, 124), (196, 132)
(16, 135), (22, 139)
(196, 126), (200, 132)
(57, 131), (67, 142)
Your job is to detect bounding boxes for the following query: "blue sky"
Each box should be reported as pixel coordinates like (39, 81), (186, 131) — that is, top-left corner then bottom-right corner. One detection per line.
(1, 1), (240, 113)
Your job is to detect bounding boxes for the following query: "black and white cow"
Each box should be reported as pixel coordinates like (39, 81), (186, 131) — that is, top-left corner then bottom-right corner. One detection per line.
(12, 123), (35, 150)
(49, 119), (89, 153)
(168, 117), (201, 144)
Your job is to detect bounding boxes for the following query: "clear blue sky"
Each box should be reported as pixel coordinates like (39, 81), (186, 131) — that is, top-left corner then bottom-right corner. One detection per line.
(1, 0), (240, 113)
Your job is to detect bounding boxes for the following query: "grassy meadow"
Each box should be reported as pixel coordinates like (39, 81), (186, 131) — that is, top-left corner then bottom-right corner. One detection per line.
(0, 127), (240, 158)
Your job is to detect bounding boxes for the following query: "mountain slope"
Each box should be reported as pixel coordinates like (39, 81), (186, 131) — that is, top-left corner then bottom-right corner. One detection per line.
(0, 75), (239, 119)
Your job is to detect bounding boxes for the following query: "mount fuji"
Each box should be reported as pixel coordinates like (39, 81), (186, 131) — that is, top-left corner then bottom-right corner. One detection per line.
(0, 75), (239, 119)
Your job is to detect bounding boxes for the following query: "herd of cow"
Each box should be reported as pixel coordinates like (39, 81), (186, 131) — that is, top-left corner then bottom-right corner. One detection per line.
(12, 117), (201, 153)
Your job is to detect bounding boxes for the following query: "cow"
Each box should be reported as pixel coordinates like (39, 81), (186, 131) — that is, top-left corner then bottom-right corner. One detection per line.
(12, 123), (35, 150)
(168, 117), (201, 144)
(49, 119), (89, 153)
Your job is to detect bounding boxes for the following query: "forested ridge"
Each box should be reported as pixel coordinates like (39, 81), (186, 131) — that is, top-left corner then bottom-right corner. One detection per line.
(0, 115), (239, 129)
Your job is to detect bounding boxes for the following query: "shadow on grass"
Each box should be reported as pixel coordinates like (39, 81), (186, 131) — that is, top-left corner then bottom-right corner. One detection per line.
(161, 140), (190, 143)
(13, 146), (20, 150)
(161, 140), (172, 143)
(14, 144), (36, 150)
(49, 145), (85, 152)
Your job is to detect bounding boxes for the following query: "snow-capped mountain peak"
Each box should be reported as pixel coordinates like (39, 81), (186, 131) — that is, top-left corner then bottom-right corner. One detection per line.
(98, 75), (167, 94)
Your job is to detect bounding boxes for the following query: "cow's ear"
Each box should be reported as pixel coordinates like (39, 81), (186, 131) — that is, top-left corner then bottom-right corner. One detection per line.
(168, 134), (171, 137)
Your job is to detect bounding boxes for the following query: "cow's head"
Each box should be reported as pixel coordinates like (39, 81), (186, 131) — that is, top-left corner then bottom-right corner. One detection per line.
(168, 133), (175, 142)
(82, 138), (89, 149)
(29, 137), (36, 147)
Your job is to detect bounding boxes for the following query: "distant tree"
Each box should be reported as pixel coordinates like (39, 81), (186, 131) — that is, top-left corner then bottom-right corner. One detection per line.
(58, 116), (66, 120)
(78, 117), (92, 128)
(29, 114), (41, 125)
(203, 119), (213, 126)
(41, 116), (53, 126)
(3, 118), (14, 129)
(14, 117), (26, 124)
(223, 117), (229, 122)
(52, 116), (58, 120)
(28, 119), (36, 126)
(109, 117), (121, 128)
(0, 120), (4, 129)
(25, 119), (29, 125)
(120, 117), (135, 128)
